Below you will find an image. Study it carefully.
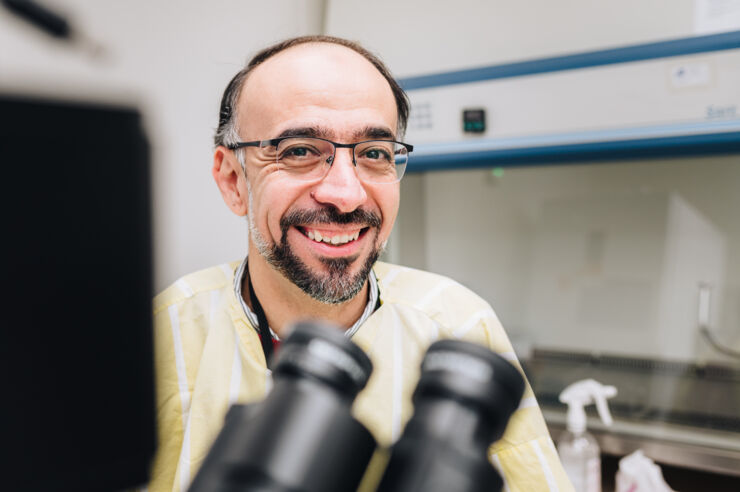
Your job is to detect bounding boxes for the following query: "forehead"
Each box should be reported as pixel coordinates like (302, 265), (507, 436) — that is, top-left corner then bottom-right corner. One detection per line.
(238, 43), (398, 139)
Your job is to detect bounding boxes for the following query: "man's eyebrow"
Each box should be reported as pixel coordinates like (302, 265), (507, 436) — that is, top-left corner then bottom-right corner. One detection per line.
(275, 126), (332, 139)
(275, 125), (396, 141)
(354, 126), (396, 140)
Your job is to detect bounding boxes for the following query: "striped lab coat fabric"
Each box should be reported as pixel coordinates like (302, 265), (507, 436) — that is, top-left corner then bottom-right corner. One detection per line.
(145, 261), (574, 492)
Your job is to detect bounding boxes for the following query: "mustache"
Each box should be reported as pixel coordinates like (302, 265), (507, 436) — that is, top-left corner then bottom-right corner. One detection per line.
(280, 206), (382, 231)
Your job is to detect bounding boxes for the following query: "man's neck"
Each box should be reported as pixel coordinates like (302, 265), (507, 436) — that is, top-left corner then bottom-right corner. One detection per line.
(243, 251), (370, 338)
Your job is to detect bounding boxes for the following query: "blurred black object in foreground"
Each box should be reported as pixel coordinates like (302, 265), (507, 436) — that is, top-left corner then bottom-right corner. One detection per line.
(188, 320), (377, 492)
(377, 340), (525, 492)
(0, 95), (154, 491)
(2, 0), (71, 38)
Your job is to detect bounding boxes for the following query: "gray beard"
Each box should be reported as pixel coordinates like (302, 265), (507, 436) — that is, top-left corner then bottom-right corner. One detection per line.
(250, 207), (382, 304)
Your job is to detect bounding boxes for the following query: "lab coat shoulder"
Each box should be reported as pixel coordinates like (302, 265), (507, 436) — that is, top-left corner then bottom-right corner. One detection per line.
(373, 261), (507, 350)
(153, 261), (240, 315)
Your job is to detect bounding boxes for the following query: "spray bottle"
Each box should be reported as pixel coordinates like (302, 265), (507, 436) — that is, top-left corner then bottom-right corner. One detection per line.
(557, 379), (617, 492)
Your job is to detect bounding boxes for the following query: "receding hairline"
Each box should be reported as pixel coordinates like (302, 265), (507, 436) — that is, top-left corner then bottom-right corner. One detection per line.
(238, 42), (395, 122)
(258, 41), (383, 78)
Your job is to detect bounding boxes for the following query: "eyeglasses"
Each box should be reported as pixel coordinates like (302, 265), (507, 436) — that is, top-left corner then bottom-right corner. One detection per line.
(227, 137), (413, 184)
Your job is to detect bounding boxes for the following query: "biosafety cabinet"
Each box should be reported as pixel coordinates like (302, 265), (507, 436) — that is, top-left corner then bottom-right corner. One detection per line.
(389, 32), (740, 485)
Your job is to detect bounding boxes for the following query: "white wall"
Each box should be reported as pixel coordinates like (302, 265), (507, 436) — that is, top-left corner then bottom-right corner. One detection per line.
(1, 0), (325, 291)
(326, 0), (697, 78)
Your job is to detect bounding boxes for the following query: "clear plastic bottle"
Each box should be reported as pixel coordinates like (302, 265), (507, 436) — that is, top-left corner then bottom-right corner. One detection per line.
(557, 428), (601, 492)
(556, 379), (617, 492)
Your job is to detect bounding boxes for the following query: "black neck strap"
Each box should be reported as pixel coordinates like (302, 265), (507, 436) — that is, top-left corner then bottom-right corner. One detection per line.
(245, 259), (382, 366)
(246, 266), (274, 365)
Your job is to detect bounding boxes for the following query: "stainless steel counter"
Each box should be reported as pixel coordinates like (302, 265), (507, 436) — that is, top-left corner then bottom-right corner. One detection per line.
(525, 349), (740, 477)
(544, 410), (740, 477)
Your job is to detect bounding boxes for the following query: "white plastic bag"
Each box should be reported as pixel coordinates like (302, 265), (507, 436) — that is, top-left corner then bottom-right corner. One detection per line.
(615, 450), (677, 492)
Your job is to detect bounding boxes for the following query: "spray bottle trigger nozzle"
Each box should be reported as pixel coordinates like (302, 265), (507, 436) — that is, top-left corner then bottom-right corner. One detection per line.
(594, 384), (617, 426)
(559, 379), (617, 429)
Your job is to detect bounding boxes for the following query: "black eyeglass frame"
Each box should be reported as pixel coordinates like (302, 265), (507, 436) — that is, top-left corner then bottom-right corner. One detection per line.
(226, 136), (414, 166)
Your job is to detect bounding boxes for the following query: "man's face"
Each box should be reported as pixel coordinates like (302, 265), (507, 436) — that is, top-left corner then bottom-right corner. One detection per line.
(237, 43), (400, 303)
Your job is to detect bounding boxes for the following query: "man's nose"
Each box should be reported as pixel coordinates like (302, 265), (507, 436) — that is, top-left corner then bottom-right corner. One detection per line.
(311, 148), (368, 213)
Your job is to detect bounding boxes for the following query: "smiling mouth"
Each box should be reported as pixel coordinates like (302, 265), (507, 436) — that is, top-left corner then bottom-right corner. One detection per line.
(298, 226), (368, 246)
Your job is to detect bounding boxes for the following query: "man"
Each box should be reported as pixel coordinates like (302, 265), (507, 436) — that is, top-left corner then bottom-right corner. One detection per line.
(149, 35), (573, 491)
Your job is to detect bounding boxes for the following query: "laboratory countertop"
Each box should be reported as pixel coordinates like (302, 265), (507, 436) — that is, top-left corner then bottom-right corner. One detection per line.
(524, 349), (740, 478)
(544, 409), (740, 477)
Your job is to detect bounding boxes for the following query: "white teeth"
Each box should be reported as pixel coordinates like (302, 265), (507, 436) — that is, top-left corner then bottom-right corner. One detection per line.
(305, 229), (361, 245)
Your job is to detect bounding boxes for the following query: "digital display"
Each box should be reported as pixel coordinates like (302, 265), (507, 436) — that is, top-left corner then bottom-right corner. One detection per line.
(463, 108), (486, 133)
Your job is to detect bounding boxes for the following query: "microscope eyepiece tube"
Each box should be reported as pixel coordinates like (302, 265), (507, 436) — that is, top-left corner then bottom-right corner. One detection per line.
(376, 339), (526, 492)
(188, 320), (376, 492)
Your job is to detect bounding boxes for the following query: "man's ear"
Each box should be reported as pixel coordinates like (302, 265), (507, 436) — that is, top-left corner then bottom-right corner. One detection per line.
(213, 146), (249, 216)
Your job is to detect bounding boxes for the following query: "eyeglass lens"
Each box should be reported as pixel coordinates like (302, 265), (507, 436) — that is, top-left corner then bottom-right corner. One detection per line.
(274, 137), (408, 183)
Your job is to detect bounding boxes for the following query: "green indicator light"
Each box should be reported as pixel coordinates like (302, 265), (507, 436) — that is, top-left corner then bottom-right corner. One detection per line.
(492, 167), (504, 178)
